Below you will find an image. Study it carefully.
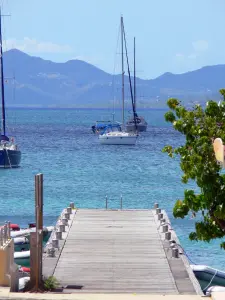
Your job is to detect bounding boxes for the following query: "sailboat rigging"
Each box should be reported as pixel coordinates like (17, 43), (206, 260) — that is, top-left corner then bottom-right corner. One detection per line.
(122, 23), (138, 133)
(0, 8), (21, 168)
(99, 16), (138, 145)
(126, 37), (148, 132)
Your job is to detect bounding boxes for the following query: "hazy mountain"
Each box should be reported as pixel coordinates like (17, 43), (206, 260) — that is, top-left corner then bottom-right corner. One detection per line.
(2, 49), (225, 108)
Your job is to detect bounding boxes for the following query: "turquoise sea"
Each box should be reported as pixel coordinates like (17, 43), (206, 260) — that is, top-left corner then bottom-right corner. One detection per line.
(0, 107), (224, 270)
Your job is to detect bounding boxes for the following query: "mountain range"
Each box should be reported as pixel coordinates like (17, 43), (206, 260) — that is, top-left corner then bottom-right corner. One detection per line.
(2, 49), (225, 108)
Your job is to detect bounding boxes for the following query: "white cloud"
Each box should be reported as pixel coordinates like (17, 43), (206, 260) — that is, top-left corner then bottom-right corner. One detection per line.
(175, 53), (185, 59)
(175, 40), (208, 63)
(187, 53), (197, 59)
(3, 37), (73, 54)
(192, 40), (209, 52)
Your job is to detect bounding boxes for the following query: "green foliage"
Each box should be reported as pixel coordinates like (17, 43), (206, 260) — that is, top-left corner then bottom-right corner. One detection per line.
(43, 276), (59, 291)
(163, 91), (225, 249)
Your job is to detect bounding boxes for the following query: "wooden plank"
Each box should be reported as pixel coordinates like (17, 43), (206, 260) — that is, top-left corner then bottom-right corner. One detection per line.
(51, 209), (199, 294)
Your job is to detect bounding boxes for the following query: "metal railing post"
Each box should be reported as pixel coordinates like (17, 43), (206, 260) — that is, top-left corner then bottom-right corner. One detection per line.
(105, 195), (108, 210)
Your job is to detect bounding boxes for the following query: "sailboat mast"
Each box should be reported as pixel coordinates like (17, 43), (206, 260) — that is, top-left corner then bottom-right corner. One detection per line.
(134, 37), (136, 114)
(121, 16), (125, 128)
(122, 20), (137, 131)
(0, 9), (6, 136)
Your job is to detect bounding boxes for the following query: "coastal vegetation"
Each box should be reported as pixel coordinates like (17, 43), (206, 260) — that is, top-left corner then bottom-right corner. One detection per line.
(163, 89), (225, 249)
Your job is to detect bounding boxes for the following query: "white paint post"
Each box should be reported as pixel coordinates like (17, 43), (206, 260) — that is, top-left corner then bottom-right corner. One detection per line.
(66, 207), (72, 214)
(64, 213), (70, 220)
(154, 203), (159, 209)
(59, 224), (65, 233)
(156, 208), (161, 215)
(70, 202), (75, 209)
(165, 231), (171, 240)
(56, 231), (62, 240)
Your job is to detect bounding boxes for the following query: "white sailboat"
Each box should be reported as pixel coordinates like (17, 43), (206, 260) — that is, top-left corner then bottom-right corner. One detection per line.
(99, 16), (138, 145)
(99, 124), (138, 145)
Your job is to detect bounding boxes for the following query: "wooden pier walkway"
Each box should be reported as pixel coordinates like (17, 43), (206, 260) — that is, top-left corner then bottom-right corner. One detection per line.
(44, 209), (201, 294)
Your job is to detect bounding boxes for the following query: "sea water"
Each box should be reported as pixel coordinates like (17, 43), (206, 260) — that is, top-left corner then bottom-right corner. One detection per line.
(0, 107), (224, 270)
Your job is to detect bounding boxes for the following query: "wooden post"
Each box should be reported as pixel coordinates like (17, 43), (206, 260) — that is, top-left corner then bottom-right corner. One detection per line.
(30, 232), (37, 283)
(37, 174), (43, 287)
(30, 173), (44, 292)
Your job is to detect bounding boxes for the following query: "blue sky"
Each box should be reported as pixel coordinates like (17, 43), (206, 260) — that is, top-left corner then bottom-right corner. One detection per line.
(1, 0), (225, 79)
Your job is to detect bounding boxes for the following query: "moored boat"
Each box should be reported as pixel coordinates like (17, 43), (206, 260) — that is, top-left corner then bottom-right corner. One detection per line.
(11, 225), (54, 242)
(14, 250), (30, 267)
(99, 16), (138, 145)
(191, 264), (225, 291)
(0, 11), (21, 168)
(126, 115), (148, 132)
(99, 124), (137, 145)
(14, 237), (30, 252)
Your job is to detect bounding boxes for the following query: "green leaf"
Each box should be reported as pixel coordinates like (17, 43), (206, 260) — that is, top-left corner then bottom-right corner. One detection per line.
(163, 90), (225, 251)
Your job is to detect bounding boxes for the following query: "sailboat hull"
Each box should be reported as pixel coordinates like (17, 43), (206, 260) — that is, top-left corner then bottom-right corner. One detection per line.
(126, 123), (147, 132)
(126, 116), (148, 132)
(99, 134), (137, 145)
(0, 149), (21, 168)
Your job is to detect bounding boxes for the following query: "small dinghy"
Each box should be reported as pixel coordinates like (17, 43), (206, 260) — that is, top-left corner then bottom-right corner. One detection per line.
(14, 237), (29, 252)
(14, 250), (30, 267)
(11, 226), (54, 242)
(0, 223), (20, 231)
(191, 264), (225, 290)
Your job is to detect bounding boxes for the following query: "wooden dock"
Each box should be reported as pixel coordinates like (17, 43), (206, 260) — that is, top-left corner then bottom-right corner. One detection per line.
(43, 209), (202, 294)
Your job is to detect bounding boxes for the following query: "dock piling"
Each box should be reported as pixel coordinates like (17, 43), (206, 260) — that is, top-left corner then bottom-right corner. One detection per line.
(158, 213), (163, 220)
(70, 202), (75, 209)
(172, 247), (179, 258)
(154, 203), (159, 209)
(162, 224), (168, 233)
(160, 218), (166, 224)
(165, 231), (171, 240)
(66, 207), (72, 214)
(62, 218), (68, 226)
(156, 208), (161, 214)
(56, 231), (62, 240)
(120, 195), (123, 210)
(52, 239), (59, 249)
(59, 224), (65, 232)
(47, 247), (55, 257)
(64, 212), (70, 220)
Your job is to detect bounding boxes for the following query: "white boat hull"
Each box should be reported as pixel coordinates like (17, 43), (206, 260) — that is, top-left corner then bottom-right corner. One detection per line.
(19, 277), (30, 291)
(191, 264), (225, 290)
(14, 250), (30, 260)
(99, 133), (137, 145)
(10, 226), (54, 238)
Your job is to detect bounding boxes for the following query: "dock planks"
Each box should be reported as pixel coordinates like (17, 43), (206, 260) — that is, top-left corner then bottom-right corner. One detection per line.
(49, 209), (200, 294)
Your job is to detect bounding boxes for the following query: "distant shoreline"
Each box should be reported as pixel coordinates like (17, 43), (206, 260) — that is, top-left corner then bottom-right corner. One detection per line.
(5, 105), (168, 110)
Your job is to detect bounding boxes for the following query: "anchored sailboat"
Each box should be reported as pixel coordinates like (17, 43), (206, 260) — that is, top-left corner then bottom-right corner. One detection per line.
(99, 16), (138, 145)
(0, 10), (21, 168)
